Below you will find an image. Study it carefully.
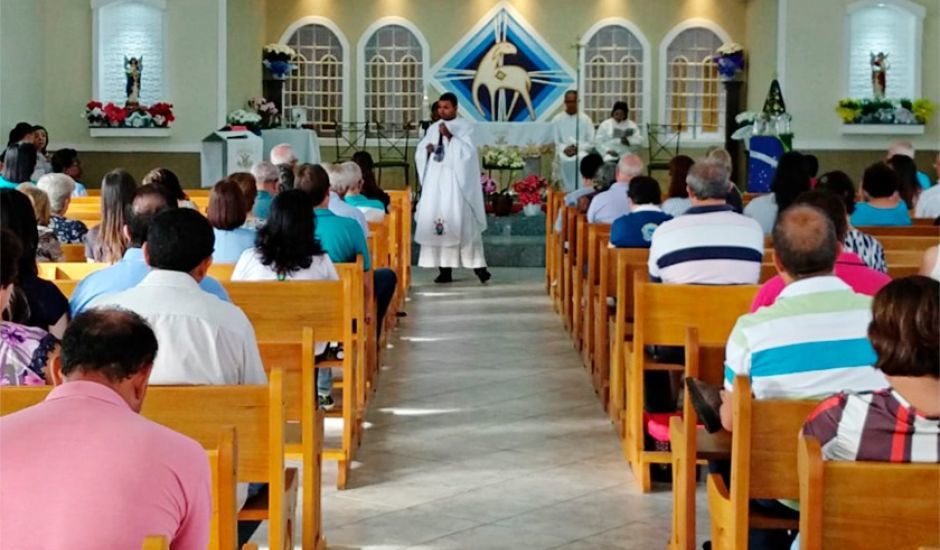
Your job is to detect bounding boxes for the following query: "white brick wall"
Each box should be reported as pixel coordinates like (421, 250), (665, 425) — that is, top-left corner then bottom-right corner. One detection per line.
(847, 4), (917, 99)
(97, 2), (165, 105)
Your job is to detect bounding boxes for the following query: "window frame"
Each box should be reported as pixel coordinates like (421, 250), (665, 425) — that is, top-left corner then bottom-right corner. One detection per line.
(579, 18), (652, 127)
(356, 16), (430, 144)
(844, 0), (925, 101)
(658, 18), (731, 144)
(278, 16), (351, 134)
(91, 0), (169, 105)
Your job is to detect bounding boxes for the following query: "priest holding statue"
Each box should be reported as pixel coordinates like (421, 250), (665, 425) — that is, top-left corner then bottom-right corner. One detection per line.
(415, 93), (492, 284)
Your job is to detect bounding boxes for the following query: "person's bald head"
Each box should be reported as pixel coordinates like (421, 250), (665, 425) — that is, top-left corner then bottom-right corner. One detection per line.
(772, 204), (838, 281)
(124, 185), (174, 247)
(616, 154), (644, 183)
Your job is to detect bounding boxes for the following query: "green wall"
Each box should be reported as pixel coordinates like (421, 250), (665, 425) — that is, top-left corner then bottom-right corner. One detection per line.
(0, 0), (44, 135)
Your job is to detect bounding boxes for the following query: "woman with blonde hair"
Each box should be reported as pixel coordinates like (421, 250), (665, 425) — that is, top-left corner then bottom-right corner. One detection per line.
(16, 183), (63, 262)
(84, 169), (137, 263)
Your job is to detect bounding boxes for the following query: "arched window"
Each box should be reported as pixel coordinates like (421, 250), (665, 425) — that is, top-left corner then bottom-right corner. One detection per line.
(359, 19), (427, 138)
(581, 20), (649, 125)
(281, 18), (348, 133)
(661, 22), (727, 138)
(846, 0), (924, 100)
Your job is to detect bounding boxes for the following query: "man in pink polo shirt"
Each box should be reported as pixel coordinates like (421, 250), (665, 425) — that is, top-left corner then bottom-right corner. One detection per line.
(0, 308), (211, 549)
(751, 190), (890, 312)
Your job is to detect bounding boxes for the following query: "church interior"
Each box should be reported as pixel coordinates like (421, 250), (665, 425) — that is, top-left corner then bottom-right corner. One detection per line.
(0, 0), (938, 549)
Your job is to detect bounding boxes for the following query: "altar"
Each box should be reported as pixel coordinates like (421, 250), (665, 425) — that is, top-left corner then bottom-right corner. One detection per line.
(261, 128), (321, 165)
(473, 122), (555, 147)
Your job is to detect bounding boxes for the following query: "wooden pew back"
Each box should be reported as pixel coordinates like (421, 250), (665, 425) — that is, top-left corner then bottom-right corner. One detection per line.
(798, 435), (940, 550)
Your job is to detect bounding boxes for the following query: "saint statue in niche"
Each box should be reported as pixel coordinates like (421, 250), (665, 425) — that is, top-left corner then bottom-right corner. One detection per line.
(870, 51), (889, 99)
(125, 56), (143, 106)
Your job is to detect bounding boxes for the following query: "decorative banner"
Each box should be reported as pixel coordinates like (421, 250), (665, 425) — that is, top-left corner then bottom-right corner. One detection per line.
(430, 2), (575, 123)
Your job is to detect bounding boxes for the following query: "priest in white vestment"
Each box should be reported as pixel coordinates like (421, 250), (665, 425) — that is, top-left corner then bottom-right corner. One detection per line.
(552, 90), (595, 193)
(415, 93), (491, 284)
(594, 101), (645, 163)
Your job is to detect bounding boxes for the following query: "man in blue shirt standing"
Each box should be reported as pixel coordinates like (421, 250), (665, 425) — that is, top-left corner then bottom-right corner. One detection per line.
(69, 186), (229, 316)
(609, 176), (672, 248)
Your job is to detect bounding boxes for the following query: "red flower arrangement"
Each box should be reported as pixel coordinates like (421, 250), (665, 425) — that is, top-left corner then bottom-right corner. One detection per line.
(102, 103), (127, 126)
(147, 102), (175, 127)
(512, 174), (547, 206)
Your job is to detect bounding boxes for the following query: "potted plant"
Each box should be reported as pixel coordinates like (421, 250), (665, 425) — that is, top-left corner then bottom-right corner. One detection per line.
(713, 43), (745, 81)
(513, 174), (547, 217)
(262, 43), (300, 80)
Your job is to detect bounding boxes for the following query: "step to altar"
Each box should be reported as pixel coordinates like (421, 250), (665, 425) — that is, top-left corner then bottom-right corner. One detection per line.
(411, 213), (547, 268)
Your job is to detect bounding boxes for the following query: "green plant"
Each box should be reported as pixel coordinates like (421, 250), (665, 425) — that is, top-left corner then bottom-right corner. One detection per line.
(912, 99), (936, 124)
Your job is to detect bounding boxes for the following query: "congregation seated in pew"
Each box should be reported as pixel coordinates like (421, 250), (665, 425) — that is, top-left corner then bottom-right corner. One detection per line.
(850, 162), (912, 227)
(1, 189), (69, 337)
(70, 185), (229, 316)
(648, 158), (764, 285)
(85, 168), (137, 263)
(585, 153), (643, 224)
(744, 151), (811, 234)
(0, 229), (58, 385)
(250, 161), (279, 222)
(341, 161), (387, 222)
(802, 275), (939, 463)
(660, 154), (695, 217)
(207, 178), (257, 263)
(914, 152), (940, 218)
(232, 188), (340, 410)
(609, 175), (672, 249)
(38, 172), (88, 244)
(750, 191), (890, 311)
(0, 308), (212, 549)
(688, 204), (890, 549)
(228, 170), (261, 229)
(17, 181), (65, 262)
(142, 167), (198, 210)
(815, 170), (888, 273)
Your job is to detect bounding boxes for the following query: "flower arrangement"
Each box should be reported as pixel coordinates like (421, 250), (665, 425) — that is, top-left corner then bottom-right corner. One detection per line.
(713, 43), (745, 80)
(247, 97), (280, 128)
(835, 98), (936, 125)
(262, 43), (301, 80)
(481, 145), (525, 169)
(512, 174), (547, 206)
(227, 108), (263, 130)
(84, 101), (175, 129)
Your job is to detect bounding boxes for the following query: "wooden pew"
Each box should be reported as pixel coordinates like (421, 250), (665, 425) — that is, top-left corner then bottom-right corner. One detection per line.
(858, 225), (940, 237)
(797, 435), (940, 550)
(669, 328), (732, 550)
(258, 333), (327, 550)
(878, 235), (940, 252)
(705, 376), (819, 550)
(571, 215), (589, 345)
(0, 395), (257, 550)
(224, 279), (360, 490)
(618, 274), (758, 491)
(385, 189), (412, 294)
(545, 188), (558, 294)
(141, 536), (169, 550)
(61, 244), (85, 262)
(580, 223), (611, 368)
(560, 206), (578, 332)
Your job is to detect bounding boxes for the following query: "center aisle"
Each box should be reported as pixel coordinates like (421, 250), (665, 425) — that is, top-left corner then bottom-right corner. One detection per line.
(320, 268), (681, 549)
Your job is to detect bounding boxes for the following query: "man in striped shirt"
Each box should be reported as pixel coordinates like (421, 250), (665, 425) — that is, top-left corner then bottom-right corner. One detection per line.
(718, 204), (888, 432)
(647, 158), (763, 284)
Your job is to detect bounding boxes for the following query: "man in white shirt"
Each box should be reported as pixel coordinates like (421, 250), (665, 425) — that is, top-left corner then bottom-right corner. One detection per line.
(914, 152), (940, 219)
(586, 154), (644, 224)
(552, 90), (595, 192)
(90, 208), (266, 386)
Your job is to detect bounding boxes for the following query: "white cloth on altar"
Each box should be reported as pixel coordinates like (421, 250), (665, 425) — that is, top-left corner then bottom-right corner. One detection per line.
(473, 122), (555, 146)
(415, 118), (487, 269)
(594, 118), (645, 162)
(260, 128), (320, 165)
(552, 112), (595, 192)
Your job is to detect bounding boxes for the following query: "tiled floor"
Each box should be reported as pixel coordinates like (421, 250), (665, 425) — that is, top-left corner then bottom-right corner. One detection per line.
(253, 267), (708, 549)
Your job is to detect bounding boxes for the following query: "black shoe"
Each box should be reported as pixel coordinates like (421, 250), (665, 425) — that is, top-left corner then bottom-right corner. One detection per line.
(318, 394), (335, 411)
(685, 378), (724, 434)
(434, 268), (453, 284)
(474, 268), (492, 284)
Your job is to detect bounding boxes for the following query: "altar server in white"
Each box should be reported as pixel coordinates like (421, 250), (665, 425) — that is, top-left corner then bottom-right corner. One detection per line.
(595, 101), (645, 163)
(552, 90), (595, 192)
(415, 93), (491, 284)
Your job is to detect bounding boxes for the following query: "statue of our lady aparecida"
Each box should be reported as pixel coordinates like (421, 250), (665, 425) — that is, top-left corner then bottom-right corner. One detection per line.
(125, 56), (142, 106)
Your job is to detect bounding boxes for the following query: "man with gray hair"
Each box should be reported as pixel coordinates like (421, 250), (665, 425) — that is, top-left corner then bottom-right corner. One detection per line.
(269, 143), (297, 167)
(249, 161), (279, 221)
(586, 153), (644, 223)
(324, 163), (369, 236)
(341, 161), (386, 222)
(647, 158), (763, 284)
